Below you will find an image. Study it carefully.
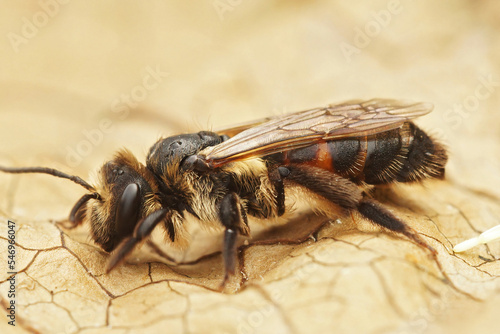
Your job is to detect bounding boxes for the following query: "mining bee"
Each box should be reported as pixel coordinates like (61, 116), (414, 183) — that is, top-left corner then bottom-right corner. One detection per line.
(0, 99), (449, 285)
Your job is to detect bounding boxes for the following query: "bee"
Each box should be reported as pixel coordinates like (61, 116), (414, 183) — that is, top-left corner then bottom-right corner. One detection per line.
(0, 99), (448, 285)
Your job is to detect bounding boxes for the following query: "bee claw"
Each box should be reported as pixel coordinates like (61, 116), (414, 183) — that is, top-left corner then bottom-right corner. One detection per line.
(453, 224), (500, 252)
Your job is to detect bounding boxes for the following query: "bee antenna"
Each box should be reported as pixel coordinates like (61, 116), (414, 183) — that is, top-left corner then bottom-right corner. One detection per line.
(0, 166), (95, 192)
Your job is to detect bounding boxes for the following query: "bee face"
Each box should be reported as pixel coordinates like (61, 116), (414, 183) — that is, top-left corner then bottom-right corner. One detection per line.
(90, 150), (160, 252)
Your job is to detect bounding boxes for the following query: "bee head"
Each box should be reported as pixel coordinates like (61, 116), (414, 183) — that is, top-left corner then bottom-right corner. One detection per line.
(0, 153), (159, 252)
(84, 149), (161, 252)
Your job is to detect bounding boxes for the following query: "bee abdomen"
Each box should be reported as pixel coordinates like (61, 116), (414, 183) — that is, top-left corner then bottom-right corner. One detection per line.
(337, 123), (447, 184)
(359, 128), (404, 184)
(325, 127), (404, 183)
(393, 123), (447, 182)
(266, 122), (447, 185)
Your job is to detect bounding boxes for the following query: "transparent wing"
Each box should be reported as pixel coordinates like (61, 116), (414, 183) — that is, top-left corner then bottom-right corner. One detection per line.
(214, 116), (275, 138)
(202, 99), (433, 167)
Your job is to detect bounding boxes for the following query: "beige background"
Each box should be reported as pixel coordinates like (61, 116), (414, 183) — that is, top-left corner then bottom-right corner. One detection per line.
(1, 1), (500, 333)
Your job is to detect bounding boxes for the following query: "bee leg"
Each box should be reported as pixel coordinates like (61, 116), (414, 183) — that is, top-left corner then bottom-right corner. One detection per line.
(284, 164), (434, 253)
(219, 192), (249, 286)
(358, 198), (436, 254)
(283, 164), (362, 210)
(67, 192), (100, 228)
(268, 167), (286, 216)
(106, 209), (169, 272)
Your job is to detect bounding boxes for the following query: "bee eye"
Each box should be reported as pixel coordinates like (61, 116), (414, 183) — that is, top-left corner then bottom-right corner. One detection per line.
(112, 168), (124, 176)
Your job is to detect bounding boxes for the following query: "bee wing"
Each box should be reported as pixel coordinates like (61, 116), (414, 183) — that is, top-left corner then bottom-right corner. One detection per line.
(202, 99), (433, 166)
(214, 116), (276, 138)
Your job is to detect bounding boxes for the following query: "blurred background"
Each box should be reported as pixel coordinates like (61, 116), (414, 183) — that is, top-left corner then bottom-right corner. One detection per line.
(1, 1), (500, 333)
(1, 1), (500, 218)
